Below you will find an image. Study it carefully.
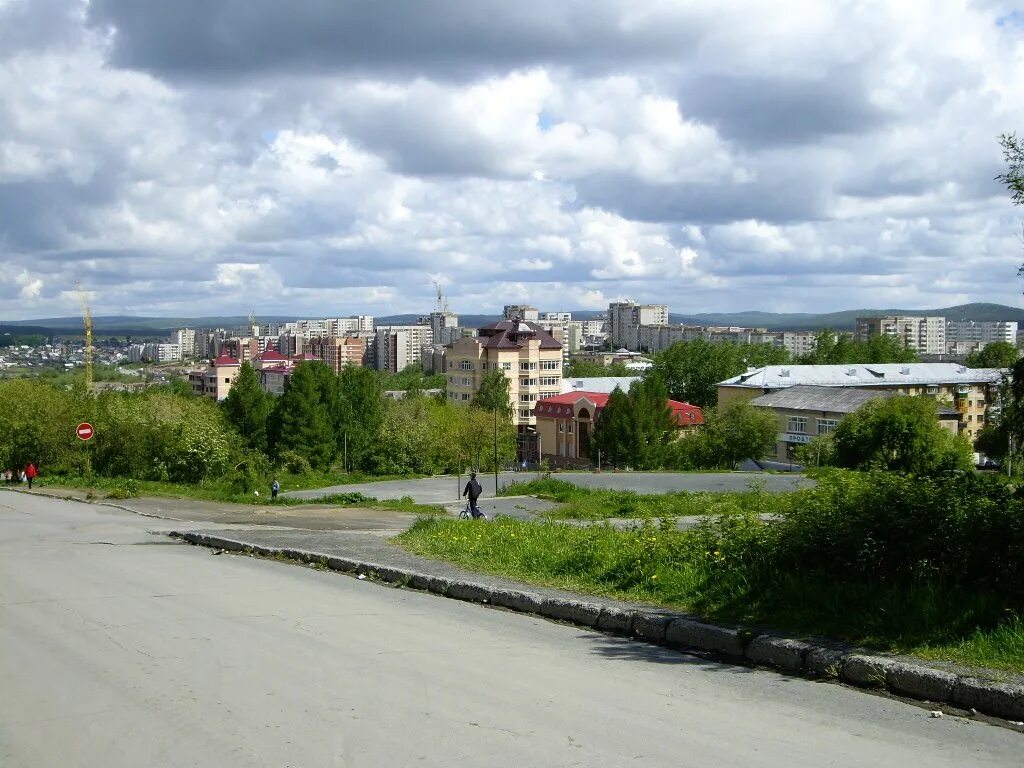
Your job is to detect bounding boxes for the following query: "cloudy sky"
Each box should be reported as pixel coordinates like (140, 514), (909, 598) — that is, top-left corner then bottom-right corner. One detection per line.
(2, 0), (1024, 320)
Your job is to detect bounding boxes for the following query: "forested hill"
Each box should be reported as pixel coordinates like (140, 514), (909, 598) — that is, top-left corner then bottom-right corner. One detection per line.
(3, 302), (1021, 336)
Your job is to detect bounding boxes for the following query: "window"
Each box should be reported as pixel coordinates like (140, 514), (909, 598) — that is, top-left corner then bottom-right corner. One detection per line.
(519, 362), (536, 371)
(539, 376), (559, 386)
(540, 360), (560, 370)
(460, 361), (474, 371)
(461, 393), (470, 401)
(461, 377), (470, 386)
(817, 419), (839, 435)
(224, 378), (231, 383)
(519, 408), (532, 419)
(787, 416), (807, 434)
(520, 393), (536, 403)
(567, 422), (574, 433)
(558, 423), (564, 433)
(501, 362), (511, 370)
(520, 378), (537, 387)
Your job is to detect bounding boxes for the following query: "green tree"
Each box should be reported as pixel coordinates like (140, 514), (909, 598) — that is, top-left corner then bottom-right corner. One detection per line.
(564, 359), (633, 378)
(651, 340), (746, 410)
(741, 343), (790, 368)
(965, 341), (1019, 369)
(335, 365), (384, 471)
(589, 386), (635, 467)
(270, 362), (337, 471)
(830, 395), (973, 475)
(221, 362), (272, 453)
(472, 368), (513, 418)
(664, 399), (777, 470)
(626, 374), (677, 469)
(862, 333), (918, 364)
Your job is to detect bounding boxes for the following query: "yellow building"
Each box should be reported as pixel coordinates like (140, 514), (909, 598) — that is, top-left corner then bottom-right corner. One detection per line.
(446, 320), (563, 431)
(188, 354), (241, 401)
(749, 385), (961, 464)
(718, 363), (1003, 443)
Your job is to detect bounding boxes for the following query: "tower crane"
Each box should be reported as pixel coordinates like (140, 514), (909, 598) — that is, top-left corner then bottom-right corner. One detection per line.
(75, 281), (93, 391)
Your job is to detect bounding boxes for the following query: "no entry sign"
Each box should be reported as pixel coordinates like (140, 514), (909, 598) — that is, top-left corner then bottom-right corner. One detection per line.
(76, 422), (95, 441)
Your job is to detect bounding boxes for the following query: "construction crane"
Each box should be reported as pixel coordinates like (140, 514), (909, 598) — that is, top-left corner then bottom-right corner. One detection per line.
(434, 282), (449, 313)
(75, 281), (93, 391)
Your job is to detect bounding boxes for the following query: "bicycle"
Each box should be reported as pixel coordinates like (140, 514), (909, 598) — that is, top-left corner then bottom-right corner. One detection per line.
(458, 501), (488, 520)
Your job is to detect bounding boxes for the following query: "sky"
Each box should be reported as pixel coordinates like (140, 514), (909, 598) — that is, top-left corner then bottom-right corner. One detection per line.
(2, 0), (1024, 321)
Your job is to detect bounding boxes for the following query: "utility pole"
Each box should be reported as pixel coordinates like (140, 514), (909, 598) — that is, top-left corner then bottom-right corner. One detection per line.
(493, 407), (499, 495)
(344, 432), (348, 473)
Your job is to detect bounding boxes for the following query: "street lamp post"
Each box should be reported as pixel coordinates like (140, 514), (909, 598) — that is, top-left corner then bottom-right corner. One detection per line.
(493, 407), (499, 495)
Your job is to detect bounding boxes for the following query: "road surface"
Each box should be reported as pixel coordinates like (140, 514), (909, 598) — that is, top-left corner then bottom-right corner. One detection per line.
(0, 492), (1018, 767)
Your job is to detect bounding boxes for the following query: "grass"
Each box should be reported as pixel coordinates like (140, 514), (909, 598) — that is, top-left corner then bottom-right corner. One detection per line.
(396, 514), (1024, 674)
(498, 477), (790, 520)
(39, 473), (443, 515)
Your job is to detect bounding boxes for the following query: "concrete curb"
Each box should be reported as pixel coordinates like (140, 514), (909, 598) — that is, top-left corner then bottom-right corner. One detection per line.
(172, 530), (1024, 723)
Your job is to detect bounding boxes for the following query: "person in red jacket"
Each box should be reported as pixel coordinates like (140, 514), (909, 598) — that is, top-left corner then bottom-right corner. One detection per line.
(25, 463), (37, 490)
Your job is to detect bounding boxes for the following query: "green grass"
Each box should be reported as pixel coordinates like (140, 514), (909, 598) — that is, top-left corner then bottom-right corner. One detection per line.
(396, 515), (1024, 674)
(40, 473), (442, 515)
(498, 477), (790, 520)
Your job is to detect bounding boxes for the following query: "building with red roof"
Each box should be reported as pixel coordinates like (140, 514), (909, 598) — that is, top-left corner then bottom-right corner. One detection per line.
(188, 354), (242, 401)
(534, 390), (704, 466)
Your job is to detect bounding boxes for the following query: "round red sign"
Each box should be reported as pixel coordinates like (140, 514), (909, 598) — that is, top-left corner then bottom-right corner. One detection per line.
(76, 422), (94, 441)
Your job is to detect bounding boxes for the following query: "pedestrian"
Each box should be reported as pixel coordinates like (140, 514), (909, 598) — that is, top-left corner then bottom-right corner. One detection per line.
(271, 478), (280, 500)
(19, 469), (27, 484)
(462, 471), (485, 519)
(3, 468), (10, 486)
(25, 463), (36, 489)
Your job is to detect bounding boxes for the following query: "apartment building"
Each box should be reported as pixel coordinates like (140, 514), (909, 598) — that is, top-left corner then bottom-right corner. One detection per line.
(419, 310), (460, 346)
(855, 315), (946, 355)
(608, 301), (669, 350)
(445, 320), (563, 430)
(374, 325), (433, 373)
(171, 329), (196, 358)
(946, 320), (1018, 350)
(307, 335), (366, 374)
(780, 331), (830, 358)
(503, 305), (540, 322)
(188, 354), (241, 400)
(718, 363), (1003, 443)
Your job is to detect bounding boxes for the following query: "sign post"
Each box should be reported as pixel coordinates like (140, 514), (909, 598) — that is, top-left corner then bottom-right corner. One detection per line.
(76, 422), (95, 441)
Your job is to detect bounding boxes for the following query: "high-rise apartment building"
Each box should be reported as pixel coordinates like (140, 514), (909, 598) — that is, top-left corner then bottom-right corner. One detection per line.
(608, 301), (669, 350)
(946, 320), (1018, 348)
(171, 329), (196, 358)
(855, 315), (946, 355)
(374, 326), (433, 372)
(307, 336), (366, 373)
(420, 310), (460, 346)
(445, 320), (563, 430)
(503, 305), (540, 322)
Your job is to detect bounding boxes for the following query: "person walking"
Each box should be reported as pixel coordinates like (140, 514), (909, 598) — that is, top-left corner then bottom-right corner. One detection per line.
(25, 463), (37, 490)
(462, 471), (485, 519)
(271, 478), (280, 500)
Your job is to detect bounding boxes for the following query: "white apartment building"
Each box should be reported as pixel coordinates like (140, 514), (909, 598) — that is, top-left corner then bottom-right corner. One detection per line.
(374, 325), (433, 372)
(946, 320), (1018, 348)
(420, 311), (460, 346)
(608, 301), (669, 350)
(541, 312), (572, 323)
(855, 315), (946, 355)
(172, 328), (196, 358)
(781, 331), (831, 358)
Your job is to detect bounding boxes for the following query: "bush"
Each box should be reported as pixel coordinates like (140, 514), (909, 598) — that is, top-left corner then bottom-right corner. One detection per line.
(106, 478), (140, 499)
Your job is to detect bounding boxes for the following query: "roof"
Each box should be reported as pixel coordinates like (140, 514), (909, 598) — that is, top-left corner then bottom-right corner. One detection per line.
(750, 385), (895, 414)
(476, 320), (562, 350)
(256, 348), (287, 361)
(719, 363), (1004, 390)
(291, 353), (320, 361)
(535, 391), (703, 426)
(751, 385), (961, 419)
(259, 365), (291, 374)
(213, 354), (240, 366)
(560, 376), (640, 394)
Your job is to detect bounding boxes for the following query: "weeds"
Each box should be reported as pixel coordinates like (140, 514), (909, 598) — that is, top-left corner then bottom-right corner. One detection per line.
(398, 470), (1024, 673)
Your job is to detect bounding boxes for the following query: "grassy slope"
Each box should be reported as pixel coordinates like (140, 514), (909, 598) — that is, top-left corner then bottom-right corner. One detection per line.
(397, 513), (1024, 674)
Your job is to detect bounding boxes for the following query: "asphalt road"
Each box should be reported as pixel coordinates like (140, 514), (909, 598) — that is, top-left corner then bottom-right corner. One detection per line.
(1, 492), (1019, 767)
(287, 470), (809, 505)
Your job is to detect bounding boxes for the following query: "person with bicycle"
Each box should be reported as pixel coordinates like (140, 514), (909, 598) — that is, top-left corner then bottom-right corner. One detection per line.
(462, 471), (485, 519)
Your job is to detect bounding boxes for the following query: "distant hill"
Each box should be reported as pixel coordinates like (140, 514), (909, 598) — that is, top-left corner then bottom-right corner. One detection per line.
(3, 302), (1021, 336)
